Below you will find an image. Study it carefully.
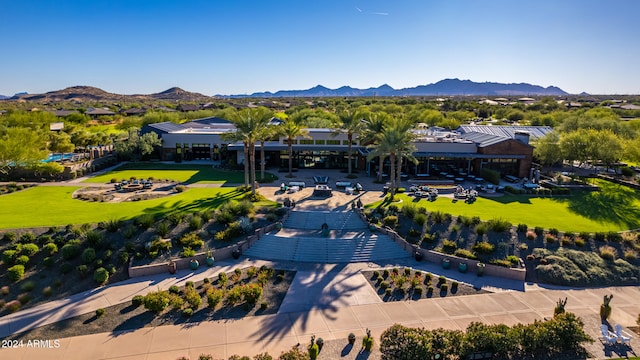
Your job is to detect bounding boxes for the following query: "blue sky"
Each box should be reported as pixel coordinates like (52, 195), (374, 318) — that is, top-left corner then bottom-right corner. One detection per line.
(1, 0), (639, 96)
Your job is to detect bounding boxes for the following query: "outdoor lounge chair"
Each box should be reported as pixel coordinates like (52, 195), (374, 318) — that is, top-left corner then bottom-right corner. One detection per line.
(601, 324), (618, 345)
(615, 324), (633, 345)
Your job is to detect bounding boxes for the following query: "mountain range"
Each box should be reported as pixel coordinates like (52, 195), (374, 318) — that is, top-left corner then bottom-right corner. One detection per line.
(238, 79), (567, 98)
(0, 79), (568, 102)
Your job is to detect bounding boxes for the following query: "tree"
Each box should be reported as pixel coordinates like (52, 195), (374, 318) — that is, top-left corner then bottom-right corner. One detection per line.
(0, 127), (48, 177)
(48, 131), (75, 155)
(331, 109), (365, 176)
(221, 107), (273, 194)
(277, 116), (309, 177)
(114, 128), (161, 161)
(361, 111), (390, 181)
(533, 131), (562, 169)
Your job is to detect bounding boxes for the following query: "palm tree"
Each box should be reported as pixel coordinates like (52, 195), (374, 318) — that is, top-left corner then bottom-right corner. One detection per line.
(256, 122), (279, 181)
(367, 117), (417, 201)
(332, 110), (365, 176)
(393, 117), (418, 189)
(361, 111), (390, 182)
(278, 115), (309, 177)
(221, 107), (273, 195)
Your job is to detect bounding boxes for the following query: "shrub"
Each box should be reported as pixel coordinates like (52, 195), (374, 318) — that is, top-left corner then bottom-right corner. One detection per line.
(184, 287), (202, 309)
(382, 215), (398, 228)
(2, 232), (17, 243)
(96, 308), (106, 317)
(19, 232), (36, 244)
(118, 251), (130, 264)
(475, 223), (488, 237)
(599, 245), (617, 261)
(574, 237), (585, 247)
(472, 241), (495, 254)
(440, 284), (449, 293)
(20, 243), (39, 256)
(442, 240), (457, 253)
(382, 269), (390, 278)
(480, 168), (500, 184)
(135, 214), (155, 229)
(93, 267), (110, 284)
(413, 286), (423, 295)
(506, 255), (520, 265)
(1, 249), (17, 264)
(17, 293), (31, 304)
(451, 281), (459, 290)
(414, 213), (427, 226)
(517, 223), (528, 233)
(489, 259), (512, 268)
(175, 185), (186, 193)
(149, 237), (172, 253)
(5, 300), (21, 313)
(132, 295), (144, 307)
(104, 219), (120, 232)
(594, 232), (606, 242)
(438, 275), (446, 284)
(561, 236), (573, 247)
(181, 247), (196, 257)
(380, 281), (390, 290)
(20, 281), (36, 292)
(82, 247), (97, 264)
(422, 233), (436, 243)
(179, 232), (205, 249)
(123, 225), (136, 239)
(206, 288), (224, 309)
(189, 215), (203, 231)
(0, 286), (9, 296)
(607, 231), (622, 243)
(385, 288), (393, 296)
(85, 230), (104, 248)
(42, 286), (53, 297)
(401, 203), (417, 219)
(182, 308), (193, 317)
(61, 243), (80, 260)
(488, 218), (511, 233)
(534, 226), (545, 236)
(14, 255), (29, 266)
(624, 250), (638, 262)
(144, 290), (170, 312)
(43, 243), (58, 255)
(454, 249), (478, 260)
(8, 265), (25, 281)
(431, 211), (446, 224)
(545, 234), (556, 244)
(77, 264), (89, 277)
(60, 262), (73, 274)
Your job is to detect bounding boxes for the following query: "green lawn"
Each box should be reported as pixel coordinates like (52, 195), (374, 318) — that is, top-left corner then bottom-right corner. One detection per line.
(0, 186), (267, 229)
(84, 163), (249, 184)
(368, 180), (640, 233)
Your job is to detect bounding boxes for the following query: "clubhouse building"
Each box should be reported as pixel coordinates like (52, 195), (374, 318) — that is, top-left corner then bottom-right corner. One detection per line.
(142, 118), (552, 179)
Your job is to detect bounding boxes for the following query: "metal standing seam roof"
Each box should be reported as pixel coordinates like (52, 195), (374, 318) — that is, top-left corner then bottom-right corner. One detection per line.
(457, 125), (553, 139)
(460, 132), (510, 147)
(146, 121), (187, 133)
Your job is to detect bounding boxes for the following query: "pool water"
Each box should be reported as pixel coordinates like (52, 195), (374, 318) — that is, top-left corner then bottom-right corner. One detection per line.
(42, 153), (75, 163)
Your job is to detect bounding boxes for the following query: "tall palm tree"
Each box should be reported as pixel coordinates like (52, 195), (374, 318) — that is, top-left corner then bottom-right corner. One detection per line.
(394, 117), (418, 189)
(278, 116), (309, 177)
(221, 107), (273, 195)
(332, 109), (365, 176)
(367, 117), (417, 201)
(256, 122), (279, 181)
(361, 111), (390, 182)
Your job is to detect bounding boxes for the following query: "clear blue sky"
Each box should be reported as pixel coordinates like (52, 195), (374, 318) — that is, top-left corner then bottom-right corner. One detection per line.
(1, 0), (638, 96)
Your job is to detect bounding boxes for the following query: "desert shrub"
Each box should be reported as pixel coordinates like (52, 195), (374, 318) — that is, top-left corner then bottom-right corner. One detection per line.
(132, 295), (144, 307)
(181, 247), (196, 258)
(169, 285), (181, 294)
(561, 236), (573, 247)
(401, 203), (417, 219)
(481, 168), (500, 184)
(17, 293), (31, 304)
(60, 262), (73, 274)
(607, 231), (622, 243)
(382, 215), (398, 228)
(96, 308), (106, 317)
(61, 243), (80, 260)
(85, 230), (104, 248)
(179, 232), (204, 249)
(574, 237), (585, 247)
(184, 287), (202, 309)
(8, 265), (25, 281)
(37, 234), (53, 245)
(5, 300), (21, 313)
(219, 272), (229, 287)
(20, 280), (35, 292)
(143, 290), (170, 312)
(155, 221), (170, 237)
(14, 255), (29, 266)
(438, 275), (446, 284)
(2, 249), (17, 264)
(534, 226), (544, 236)
(545, 234), (556, 244)
(19, 232), (36, 244)
(135, 214), (155, 229)
(380, 281), (389, 290)
(598, 245), (617, 261)
(149, 237), (172, 253)
(431, 211), (446, 224)
(472, 241), (495, 254)
(440, 284), (449, 292)
(454, 249), (478, 260)
(594, 232), (606, 242)
(82, 247), (97, 264)
(174, 185), (186, 192)
(182, 308), (193, 317)
(488, 218), (511, 233)
(624, 250), (638, 262)
(189, 215), (203, 231)
(21, 243), (39, 256)
(118, 251), (130, 264)
(422, 233), (436, 243)
(414, 213), (427, 226)
(442, 240), (457, 253)
(215, 210), (235, 226)
(42, 286), (53, 297)
(490, 259), (513, 268)
(1, 232), (17, 243)
(243, 283), (263, 305)
(517, 223), (528, 233)
(77, 264), (89, 277)
(475, 223), (488, 237)
(43, 243), (58, 255)
(93, 267), (110, 284)
(408, 227), (421, 237)
(206, 288), (224, 309)
(507, 255), (520, 265)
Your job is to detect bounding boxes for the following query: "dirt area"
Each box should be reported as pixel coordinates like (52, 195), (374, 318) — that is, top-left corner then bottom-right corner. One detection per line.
(72, 181), (179, 203)
(6, 267), (295, 341)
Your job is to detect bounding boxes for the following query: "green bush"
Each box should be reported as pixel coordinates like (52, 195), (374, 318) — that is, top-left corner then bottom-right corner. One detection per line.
(184, 287), (202, 309)
(93, 267), (110, 284)
(14, 255), (29, 266)
(8, 265), (25, 282)
(85, 230), (104, 248)
(413, 213), (427, 226)
(1, 232), (17, 243)
(488, 218), (512, 233)
(454, 249), (478, 260)
(61, 243), (80, 260)
(472, 241), (495, 254)
(490, 259), (513, 268)
(1, 249), (17, 264)
(517, 223), (528, 233)
(20, 280), (36, 292)
(475, 223), (488, 236)
(82, 247), (97, 264)
(132, 295), (144, 307)
(442, 240), (457, 253)
(60, 262), (73, 274)
(96, 308), (106, 317)
(19, 232), (36, 244)
(135, 214), (156, 229)
(382, 215), (398, 228)
(189, 215), (203, 231)
(21, 243), (39, 256)
(480, 168), (500, 185)
(143, 290), (170, 312)
(206, 288), (224, 309)
(179, 232), (204, 249)
(43, 242), (58, 255)
(401, 203), (417, 219)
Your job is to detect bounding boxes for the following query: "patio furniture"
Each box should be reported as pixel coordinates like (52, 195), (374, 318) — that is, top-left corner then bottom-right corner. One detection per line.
(615, 324), (633, 344)
(288, 186), (300, 193)
(335, 181), (352, 188)
(288, 181), (306, 188)
(600, 325), (618, 345)
(313, 184), (332, 197)
(345, 187), (354, 195)
(313, 176), (329, 184)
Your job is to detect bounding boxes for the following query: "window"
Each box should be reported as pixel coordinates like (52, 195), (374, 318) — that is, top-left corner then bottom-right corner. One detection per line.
(342, 140), (357, 145)
(300, 139), (313, 145)
(326, 140), (340, 145)
(315, 139), (325, 145)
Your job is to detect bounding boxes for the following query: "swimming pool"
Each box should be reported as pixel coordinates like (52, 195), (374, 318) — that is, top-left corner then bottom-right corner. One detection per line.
(42, 153), (75, 163)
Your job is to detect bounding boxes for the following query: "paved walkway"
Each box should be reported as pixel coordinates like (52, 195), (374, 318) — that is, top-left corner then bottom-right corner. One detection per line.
(1, 166), (640, 359)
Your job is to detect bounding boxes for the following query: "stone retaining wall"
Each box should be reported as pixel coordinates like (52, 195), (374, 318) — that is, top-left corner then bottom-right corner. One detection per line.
(355, 209), (526, 282)
(128, 210), (290, 278)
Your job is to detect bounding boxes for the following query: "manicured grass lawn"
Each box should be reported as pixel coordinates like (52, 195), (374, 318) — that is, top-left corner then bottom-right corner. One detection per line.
(0, 186), (272, 228)
(84, 163), (251, 184)
(368, 180), (640, 232)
